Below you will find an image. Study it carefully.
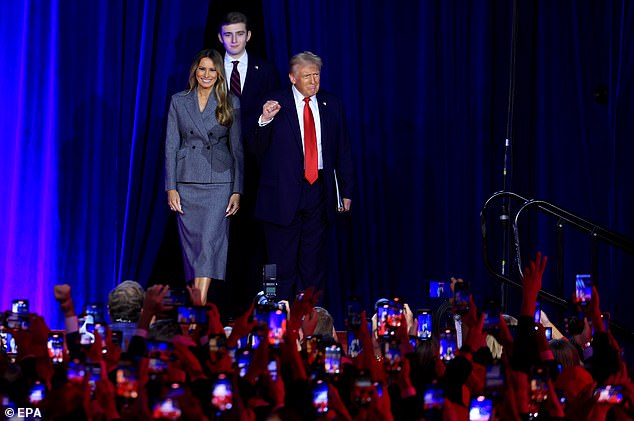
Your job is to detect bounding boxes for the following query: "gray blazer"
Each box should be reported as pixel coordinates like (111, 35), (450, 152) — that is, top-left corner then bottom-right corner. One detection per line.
(164, 89), (243, 194)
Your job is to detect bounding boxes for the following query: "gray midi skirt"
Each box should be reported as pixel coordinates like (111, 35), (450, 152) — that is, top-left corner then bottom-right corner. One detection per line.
(176, 182), (231, 281)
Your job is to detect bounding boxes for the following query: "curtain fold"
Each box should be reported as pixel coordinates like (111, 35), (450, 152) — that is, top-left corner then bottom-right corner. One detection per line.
(0, 0), (208, 328)
(261, 0), (634, 328)
(1, 0), (633, 335)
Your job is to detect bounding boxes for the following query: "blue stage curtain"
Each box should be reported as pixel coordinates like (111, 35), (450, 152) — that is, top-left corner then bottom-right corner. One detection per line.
(260, 0), (634, 329)
(2, 0), (634, 337)
(0, 0), (208, 328)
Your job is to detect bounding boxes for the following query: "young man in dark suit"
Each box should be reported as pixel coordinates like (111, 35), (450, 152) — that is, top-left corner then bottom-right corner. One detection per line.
(218, 12), (280, 315)
(250, 51), (354, 301)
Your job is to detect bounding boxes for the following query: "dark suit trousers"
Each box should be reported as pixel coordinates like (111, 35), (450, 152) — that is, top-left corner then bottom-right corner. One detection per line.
(262, 175), (326, 301)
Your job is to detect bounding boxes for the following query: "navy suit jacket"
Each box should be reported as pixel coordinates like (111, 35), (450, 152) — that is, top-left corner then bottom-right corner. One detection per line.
(239, 53), (280, 142)
(248, 88), (353, 226)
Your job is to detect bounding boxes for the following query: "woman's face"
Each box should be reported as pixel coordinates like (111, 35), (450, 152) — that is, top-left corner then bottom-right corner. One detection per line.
(196, 57), (218, 90)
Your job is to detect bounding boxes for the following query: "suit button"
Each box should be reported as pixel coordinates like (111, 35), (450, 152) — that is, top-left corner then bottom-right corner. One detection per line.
(190, 130), (193, 134)
(207, 146), (210, 150)
(192, 145), (196, 149)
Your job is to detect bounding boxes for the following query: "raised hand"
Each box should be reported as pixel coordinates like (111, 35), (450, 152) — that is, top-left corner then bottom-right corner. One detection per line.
(54, 284), (75, 316)
(261, 100), (281, 122)
(521, 251), (548, 317)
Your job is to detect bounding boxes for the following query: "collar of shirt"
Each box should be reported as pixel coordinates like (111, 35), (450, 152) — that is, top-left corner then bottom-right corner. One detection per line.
(224, 51), (248, 88)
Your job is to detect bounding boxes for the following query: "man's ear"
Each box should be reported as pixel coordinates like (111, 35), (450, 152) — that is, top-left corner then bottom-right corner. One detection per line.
(246, 30), (252, 43)
(217, 32), (223, 44)
(289, 73), (296, 85)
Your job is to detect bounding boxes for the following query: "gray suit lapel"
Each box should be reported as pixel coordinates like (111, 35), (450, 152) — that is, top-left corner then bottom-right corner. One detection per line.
(183, 89), (209, 142)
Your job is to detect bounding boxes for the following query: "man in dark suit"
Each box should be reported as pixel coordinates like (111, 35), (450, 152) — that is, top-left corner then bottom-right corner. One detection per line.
(218, 11), (280, 315)
(249, 51), (353, 301)
(218, 12), (280, 142)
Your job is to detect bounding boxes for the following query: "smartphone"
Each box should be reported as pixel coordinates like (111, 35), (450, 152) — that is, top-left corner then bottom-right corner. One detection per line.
(534, 301), (541, 324)
(211, 374), (233, 412)
(151, 382), (183, 419)
(5, 313), (30, 330)
(84, 302), (105, 324)
(111, 329), (123, 349)
(353, 373), (373, 406)
(249, 332), (263, 349)
(428, 280), (451, 299)
(439, 328), (457, 361)
(146, 340), (174, 361)
(116, 363), (139, 400)
(529, 365), (549, 404)
(236, 348), (252, 377)
(176, 306), (207, 324)
(306, 335), (325, 366)
(453, 282), (471, 315)
(376, 300), (402, 338)
(347, 297), (363, 329)
(78, 314), (95, 345)
(162, 288), (188, 306)
(12, 299), (29, 314)
(593, 385), (623, 404)
(95, 323), (108, 354)
(47, 331), (65, 364)
(544, 327), (553, 340)
(312, 378), (329, 415)
(574, 274), (592, 306)
(348, 332), (362, 358)
(86, 362), (102, 395)
(268, 359), (278, 381)
(485, 363), (505, 396)
(416, 310), (433, 340)
(325, 345), (342, 375)
(386, 299), (403, 330)
(208, 334), (227, 353)
(67, 360), (86, 384)
(268, 308), (287, 347)
(483, 307), (500, 332)
(376, 303), (390, 337)
(28, 381), (46, 405)
(469, 395), (493, 421)
(423, 383), (444, 409)
(253, 303), (272, 327)
(382, 341), (402, 372)
(148, 358), (169, 378)
(1, 327), (18, 359)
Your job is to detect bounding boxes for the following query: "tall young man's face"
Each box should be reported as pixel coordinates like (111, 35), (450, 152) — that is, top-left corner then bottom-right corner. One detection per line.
(218, 23), (251, 58)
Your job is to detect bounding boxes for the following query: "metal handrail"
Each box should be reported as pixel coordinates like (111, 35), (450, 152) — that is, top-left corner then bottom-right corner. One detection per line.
(513, 199), (634, 276)
(481, 191), (634, 306)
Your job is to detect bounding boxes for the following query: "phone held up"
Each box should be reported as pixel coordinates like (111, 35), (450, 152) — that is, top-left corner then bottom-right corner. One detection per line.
(573, 274), (592, 307)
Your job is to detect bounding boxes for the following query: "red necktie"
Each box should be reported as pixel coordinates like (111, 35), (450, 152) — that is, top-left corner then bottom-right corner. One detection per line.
(303, 97), (318, 184)
(230, 60), (241, 96)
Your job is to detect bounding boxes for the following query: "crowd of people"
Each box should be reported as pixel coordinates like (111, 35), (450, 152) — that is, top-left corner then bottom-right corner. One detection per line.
(1, 251), (633, 420)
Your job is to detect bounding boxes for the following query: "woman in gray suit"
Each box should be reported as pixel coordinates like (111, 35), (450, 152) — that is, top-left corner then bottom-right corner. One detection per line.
(165, 49), (243, 303)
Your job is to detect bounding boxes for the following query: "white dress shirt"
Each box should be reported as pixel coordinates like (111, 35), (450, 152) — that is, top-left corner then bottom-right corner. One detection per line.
(224, 51), (248, 91)
(291, 85), (323, 169)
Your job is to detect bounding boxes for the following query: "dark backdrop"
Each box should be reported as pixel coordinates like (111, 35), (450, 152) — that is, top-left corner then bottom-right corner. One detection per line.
(1, 1), (633, 354)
